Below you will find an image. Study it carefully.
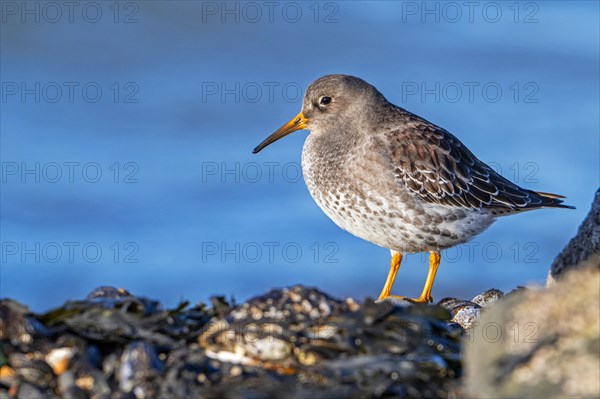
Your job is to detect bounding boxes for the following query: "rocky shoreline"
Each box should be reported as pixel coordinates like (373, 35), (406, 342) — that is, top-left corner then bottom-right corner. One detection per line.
(1, 190), (598, 398)
(0, 280), (593, 399)
(1, 285), (474, 398)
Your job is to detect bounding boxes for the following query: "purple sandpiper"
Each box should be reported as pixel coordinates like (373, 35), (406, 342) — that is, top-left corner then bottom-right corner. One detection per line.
(253, 74), (573, 303)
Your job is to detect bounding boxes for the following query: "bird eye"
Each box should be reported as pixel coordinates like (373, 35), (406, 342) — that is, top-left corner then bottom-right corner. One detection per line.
(319, 96), (332, 105)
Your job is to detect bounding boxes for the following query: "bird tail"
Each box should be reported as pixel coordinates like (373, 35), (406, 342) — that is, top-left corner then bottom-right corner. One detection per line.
(533, 191), (576, 209)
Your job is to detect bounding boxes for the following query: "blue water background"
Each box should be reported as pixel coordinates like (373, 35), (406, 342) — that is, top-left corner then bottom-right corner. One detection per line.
(1, 1), (598, 311)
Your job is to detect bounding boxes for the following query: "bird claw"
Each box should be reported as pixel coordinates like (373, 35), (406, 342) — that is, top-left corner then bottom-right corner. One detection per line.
(379, 295), (433, 304)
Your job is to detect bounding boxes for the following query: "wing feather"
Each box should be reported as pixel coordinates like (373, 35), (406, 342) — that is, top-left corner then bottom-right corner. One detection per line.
(376, 120), (571, 211)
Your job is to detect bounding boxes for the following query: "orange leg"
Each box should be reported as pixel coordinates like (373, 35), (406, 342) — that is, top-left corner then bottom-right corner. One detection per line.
(416, 251), (441, 303)
(379, 251), (441, 304)
(377, 251), (403, 300)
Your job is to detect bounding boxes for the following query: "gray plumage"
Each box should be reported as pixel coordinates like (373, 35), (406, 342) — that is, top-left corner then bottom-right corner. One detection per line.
(253, 74), (573, 297)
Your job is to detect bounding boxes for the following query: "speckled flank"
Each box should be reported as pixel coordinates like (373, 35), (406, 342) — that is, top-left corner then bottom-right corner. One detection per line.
(303, 131), (494, 253)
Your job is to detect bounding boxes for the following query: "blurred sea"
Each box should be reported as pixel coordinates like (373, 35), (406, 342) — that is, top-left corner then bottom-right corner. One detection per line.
(1, 1), (598, 311)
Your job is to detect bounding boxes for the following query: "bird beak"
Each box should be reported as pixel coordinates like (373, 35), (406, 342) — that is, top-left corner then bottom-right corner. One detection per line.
(252, 112), (308, 154)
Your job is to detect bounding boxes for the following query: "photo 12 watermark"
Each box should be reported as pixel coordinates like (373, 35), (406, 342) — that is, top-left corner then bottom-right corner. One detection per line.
(1, 81), (140, 104)
(198, 319), (539, 346)
(486, 161), (540, 185)
(466, 321), (539, 344)
(1, 241), (140, 264)
(200, 241), (339, 264)
(200, 1), (340, 24)
(398, 81), (539, 104)
(1, 1), (140, 24)
(1, 162), (139, 184)
(414, 240), (541, 264)
(400, 1), (540, 24)
(198, 161), (541, 186)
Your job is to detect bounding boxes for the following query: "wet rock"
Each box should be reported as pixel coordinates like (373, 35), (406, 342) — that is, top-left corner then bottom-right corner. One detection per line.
(196, 286), (463, 398)
(9, 353), (55, 389)
(160, 345), (224, 397)
(464, 267), (600, 398)
(56, 371), (87, 399)
(36, 288), (208, 348)
(0, 300), (50, 347)
(117, 341), (164, 396)
(548, 188), (600, 284)
(471, 289), (504, 308)
(14, 382), (52, 399)
(45, 347), (75, 376)
(375, 297), (414, 307)
(438, 298), (481, 330)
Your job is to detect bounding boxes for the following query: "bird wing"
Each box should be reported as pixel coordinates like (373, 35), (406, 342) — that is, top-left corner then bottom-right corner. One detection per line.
(374, 120), (570, 211)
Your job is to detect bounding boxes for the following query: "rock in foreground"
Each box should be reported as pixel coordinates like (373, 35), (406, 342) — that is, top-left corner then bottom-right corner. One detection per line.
(465, 267), (600, 399)
(548, 188), (600, 284)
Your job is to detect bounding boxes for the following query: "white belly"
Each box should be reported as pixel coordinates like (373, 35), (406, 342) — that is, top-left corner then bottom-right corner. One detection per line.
(301, 143), (495, 253)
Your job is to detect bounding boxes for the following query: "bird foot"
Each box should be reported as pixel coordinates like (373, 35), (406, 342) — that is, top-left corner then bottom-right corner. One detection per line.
(381, 295), (433, 304)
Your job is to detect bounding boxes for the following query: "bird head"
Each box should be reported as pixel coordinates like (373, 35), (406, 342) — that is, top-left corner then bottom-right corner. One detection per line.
(253, 74), (385, 154)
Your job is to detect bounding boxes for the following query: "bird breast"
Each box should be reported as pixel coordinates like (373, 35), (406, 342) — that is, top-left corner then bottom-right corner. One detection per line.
(301, 132), (495, 254)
